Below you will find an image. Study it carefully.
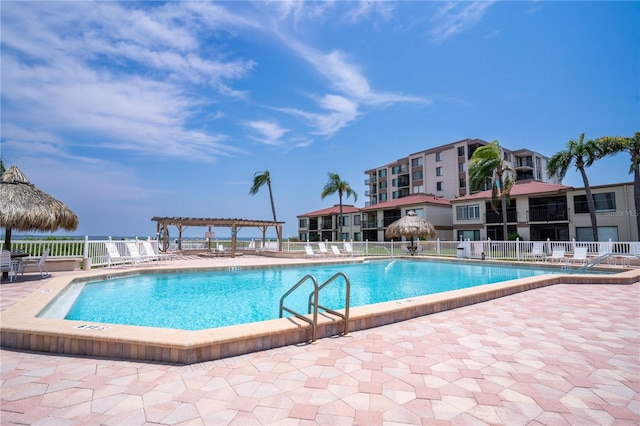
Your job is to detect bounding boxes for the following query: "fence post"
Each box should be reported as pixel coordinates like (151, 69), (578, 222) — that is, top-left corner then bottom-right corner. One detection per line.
(436, 238), (440, 256)
(516, 238), (520, 261)
(82, 236), (92, 270)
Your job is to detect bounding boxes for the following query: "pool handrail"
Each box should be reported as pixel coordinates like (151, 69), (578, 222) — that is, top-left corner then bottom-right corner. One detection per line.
(307, 272), (351, 337)
(279, 274), (319, 343)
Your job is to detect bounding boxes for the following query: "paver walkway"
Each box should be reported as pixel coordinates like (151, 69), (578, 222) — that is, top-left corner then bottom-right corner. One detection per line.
(1, 270), (639, 424)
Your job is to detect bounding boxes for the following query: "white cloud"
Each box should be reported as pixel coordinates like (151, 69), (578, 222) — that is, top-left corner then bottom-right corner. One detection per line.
(244, 120), (289, 146)
(428, 1), (495, 44)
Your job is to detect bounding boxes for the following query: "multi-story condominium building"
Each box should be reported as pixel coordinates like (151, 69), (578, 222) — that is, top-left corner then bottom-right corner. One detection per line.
(359, 194), (453, 242)
(297, 205), (362, 242)
(297, 194), (453, 242)
(364, 138), (558, 206)
(451, 180), (638, 242)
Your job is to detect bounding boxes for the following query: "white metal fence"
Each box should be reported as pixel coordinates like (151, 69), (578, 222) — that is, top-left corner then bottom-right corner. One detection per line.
(1, 237), (638, 269)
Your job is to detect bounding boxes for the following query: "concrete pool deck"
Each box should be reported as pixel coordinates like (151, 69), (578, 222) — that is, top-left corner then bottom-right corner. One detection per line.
(1, 255), (639, 424)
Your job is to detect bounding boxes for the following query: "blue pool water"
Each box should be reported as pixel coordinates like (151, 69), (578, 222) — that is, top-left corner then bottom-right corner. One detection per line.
(60, 260), (577, 331)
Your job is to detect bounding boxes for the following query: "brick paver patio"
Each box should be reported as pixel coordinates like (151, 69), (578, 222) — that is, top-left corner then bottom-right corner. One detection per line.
(1, 263), (639, 425)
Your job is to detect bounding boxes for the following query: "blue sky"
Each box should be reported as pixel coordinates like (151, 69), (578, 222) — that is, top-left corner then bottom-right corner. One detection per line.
(1, 1), (638, 239)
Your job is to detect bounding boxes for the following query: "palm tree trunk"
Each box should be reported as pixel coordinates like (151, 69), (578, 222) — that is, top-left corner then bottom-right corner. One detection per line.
(338, 193), (343, 241)
(500, 194), (509, 239)
(634, 168), (640, 238)
(267, 182), (277, 222)
(580, 167), (599, 241)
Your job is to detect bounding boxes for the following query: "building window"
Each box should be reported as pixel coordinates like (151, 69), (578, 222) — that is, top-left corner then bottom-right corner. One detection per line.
(576, 226), (619, 242)
(392, 178), (398, 187)
(412, 185), (424, 194)
(457, 230), (480, 241)
(299, 218), (308, 228)
(379, 181), (387, 189)
(353, 215), (360, 226)
(411, 157), (423, 167)
(457, 146), (465, 157)
(436, 181), (443, 191)
(436, 167), (443, 176)
(378, 169), (387, 178)
(412, 208), (424, 218)
(457, 204), (480, 220)
(459, 178), (466, 188)
(341, 216), (350, 226)
(435, 152), (442, 162)
(412, 171), (423, 180)
(458, 162), (465, 172)
(574, 192), (616, 213)
(380, 193), (387, 201)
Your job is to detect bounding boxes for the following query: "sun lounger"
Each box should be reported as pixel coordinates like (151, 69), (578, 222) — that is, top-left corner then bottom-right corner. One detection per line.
(331, 245), (348, 256)
(126, 241), (153, 264)
(525, 242), (545, 260)
(568, 247), (588, 264)
(305, 245), (321, 257)
(141, 241), (175, 262)
(317, 242), (331, 256)
(547, 248), (565, 263)
(344, 242), (355, 256)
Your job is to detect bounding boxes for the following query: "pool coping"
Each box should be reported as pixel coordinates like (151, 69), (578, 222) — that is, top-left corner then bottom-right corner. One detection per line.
(2, 257), (639, 364)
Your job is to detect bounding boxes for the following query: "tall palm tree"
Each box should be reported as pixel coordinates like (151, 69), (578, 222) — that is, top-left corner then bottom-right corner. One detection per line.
(546, 133), (602, 241)
(597, 132), (640, 236)
(469, 140), (516, 240)
(321, 172), (358, 241)
(249, 170), (277, 222)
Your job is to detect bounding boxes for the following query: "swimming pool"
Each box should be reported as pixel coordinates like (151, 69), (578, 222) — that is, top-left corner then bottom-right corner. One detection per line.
(58, 260), (571, 330)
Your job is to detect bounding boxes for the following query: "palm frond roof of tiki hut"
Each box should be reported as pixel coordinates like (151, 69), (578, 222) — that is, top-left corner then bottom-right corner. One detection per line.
(0, 166), (79, 233)
(385, 210), (437, 240)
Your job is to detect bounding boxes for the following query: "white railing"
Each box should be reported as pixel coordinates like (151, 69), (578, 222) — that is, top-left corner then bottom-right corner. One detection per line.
(1, 237), (638, 268)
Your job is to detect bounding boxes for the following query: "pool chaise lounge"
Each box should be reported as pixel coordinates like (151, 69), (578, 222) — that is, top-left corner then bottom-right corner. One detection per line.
(1, 259), (638, 364)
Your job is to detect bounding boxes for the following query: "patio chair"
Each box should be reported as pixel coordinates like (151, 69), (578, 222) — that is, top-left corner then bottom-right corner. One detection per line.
(140, 240), (168, 262)
(19, 249), (49, 278)
(525, 242), (545, 261)
(0, 250), (17, 282)
(331, 245), (348, 256)
(568, 247), (588, 264)
(317, 242), (330, 256)
(344, 242), (355, 256)
(126, 241), (153, 264)
(304, 245), (320, 257)
(105, 241), (129, 267)
(547, 248), (565, 263)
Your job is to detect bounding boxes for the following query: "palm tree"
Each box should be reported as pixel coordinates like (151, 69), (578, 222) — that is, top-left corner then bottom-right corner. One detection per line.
(597, 132), (640, 236)
(546, 133), (602, 241)
(249, 170), (277, 222)
(321, 172), (358, 241)
(469, 140), (516, 240)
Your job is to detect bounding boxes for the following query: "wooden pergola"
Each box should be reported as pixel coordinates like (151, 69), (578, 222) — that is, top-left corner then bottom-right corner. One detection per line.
(151, 217), (284, 258)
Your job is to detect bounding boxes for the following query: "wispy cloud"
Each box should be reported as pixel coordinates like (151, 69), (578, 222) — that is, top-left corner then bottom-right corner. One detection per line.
(243, 120), (290, 146)
(428, 1), (495, 44)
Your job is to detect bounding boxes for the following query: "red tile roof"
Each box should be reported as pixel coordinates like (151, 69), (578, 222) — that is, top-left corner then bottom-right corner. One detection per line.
(452, 180), (572, 202)
(298, 204), (360, 217)
(360, 193), (451, 211)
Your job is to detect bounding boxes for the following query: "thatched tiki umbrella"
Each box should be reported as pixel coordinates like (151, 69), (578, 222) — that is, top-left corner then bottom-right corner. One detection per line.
(0, 165), (79, 257)
(385, 210), (436, 254)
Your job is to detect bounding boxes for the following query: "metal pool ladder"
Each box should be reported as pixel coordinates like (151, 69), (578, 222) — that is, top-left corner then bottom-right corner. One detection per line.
(279, 272), (351, 343)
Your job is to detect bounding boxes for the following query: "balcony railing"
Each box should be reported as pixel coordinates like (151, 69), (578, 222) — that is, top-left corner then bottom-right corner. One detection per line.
(528, 207), (568, 222)
(361, 220), (379, 229)
(485, 210), (518, 224)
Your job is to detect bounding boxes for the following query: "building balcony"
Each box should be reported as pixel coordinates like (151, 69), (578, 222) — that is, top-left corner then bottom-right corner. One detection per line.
(361, 220), (379, 229)
(485, 210), (518, 224)
(528, 208), (568, 222)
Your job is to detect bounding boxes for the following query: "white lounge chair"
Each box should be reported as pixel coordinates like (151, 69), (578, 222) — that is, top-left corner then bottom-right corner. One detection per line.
(304, 245), (320, 257)
(126, 241), (153, 264)
(105, 241), (129, 267)
(19, 249), (49, 278)
(569, 247), (588, 264)
(0, 250), (18, 282)
(317, 242), (330, 256)
(331, 245), (348, 256)
(141, 241), (162, 262)
(547, 248), (565, 263)
(344, 242), (355, 256)
(526, 242), (545, 260)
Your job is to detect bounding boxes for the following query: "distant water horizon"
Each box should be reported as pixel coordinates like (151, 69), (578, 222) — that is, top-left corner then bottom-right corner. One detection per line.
(1, 234), (283, 241)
